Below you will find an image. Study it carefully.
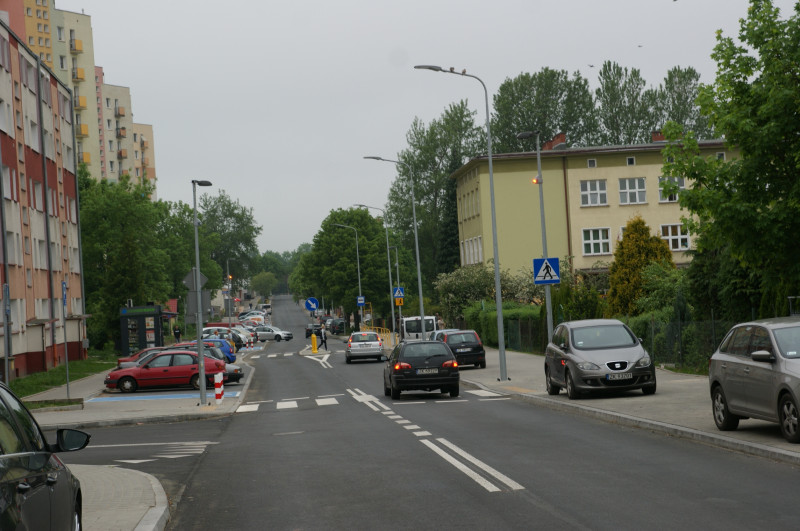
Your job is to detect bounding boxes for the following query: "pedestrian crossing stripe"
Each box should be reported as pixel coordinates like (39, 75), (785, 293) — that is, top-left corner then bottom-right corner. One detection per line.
(533, 257), (560, 285)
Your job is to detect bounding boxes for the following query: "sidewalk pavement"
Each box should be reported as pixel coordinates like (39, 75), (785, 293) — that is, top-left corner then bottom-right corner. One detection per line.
(26, 346), (800, 530)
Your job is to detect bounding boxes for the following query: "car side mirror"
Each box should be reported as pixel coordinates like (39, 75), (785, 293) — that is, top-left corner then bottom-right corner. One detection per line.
(381, 355), (388, 362)
(52, 429), (91, 452)
(751, 350), (775, 363)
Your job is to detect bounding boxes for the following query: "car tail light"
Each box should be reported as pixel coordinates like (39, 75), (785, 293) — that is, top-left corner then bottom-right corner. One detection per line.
(394, 362), (412, 370)
(348, 341), (352, 348)
(560, 359), (566, 366)
(442, 359), (458, 368)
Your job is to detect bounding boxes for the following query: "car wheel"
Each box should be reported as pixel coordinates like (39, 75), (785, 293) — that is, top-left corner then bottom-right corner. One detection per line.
(384, 378), (391, 397)
(479, 360), (486, 369)
(711, 386), (739, 431)
(390, 381), (400, 400)
(190, 374), (200, 390)
(565, 370), (579, 400)
(449, 384), (460, 398)
(779, 394), (800, 443)
(118, 376), (137, 393)
(276, 335), (282, 342)
(545, 367), (560, 395)
(345, 356), (352, 364)
(642, 380), (657, 395)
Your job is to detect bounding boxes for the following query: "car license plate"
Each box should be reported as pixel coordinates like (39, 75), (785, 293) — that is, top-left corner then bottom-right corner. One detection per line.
(417, 368), (438, 375)
(606, 372), (633, 380)
(456, 348), (471, 353)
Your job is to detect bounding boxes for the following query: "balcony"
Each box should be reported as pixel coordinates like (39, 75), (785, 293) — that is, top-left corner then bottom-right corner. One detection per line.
(71, 67), (85, 82)
(142, 157), (150, 167)
(115, 106), (126, 117)
(70, 39), (83, 54)
(141, 140), (149, 149)
(116, 127), (127, 139)
(76, 123), (88, 137)
(73, 95), (87, 109)
(117, 149), (128, 160)
(78, 151), (91, 164)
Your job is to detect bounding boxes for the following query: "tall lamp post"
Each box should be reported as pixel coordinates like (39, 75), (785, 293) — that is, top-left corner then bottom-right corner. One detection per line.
(354, 204), (396, 344)
(192, 179), (212, 405)
(414, 65), (508, 380)
(364, 156), (426, 339)
(332, 223), (363, 325)
(517, 131), (554, 342)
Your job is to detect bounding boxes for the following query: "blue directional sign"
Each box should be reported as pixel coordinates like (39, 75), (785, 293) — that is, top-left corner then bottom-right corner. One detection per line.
(357, 296), (365, 307)
(62, 281), (67, 308)
(393, 287), (405, 299)
(533, 258), (560, 285)
(304, 297), (319, 312)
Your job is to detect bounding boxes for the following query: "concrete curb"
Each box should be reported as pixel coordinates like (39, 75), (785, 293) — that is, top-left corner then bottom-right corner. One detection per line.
(134, 471), (169, 531)
(460, 377), (800, 467)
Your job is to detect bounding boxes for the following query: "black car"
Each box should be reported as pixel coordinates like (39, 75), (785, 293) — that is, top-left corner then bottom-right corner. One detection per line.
(330, 318), (346, 335)
(440, 330), (486, 368)
(0, 382), (91, 529)
(383, 340), (460, 399)
(305, 323), (321, 338)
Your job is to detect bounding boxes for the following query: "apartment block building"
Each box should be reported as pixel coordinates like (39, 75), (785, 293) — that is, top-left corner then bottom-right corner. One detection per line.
(453, 133), (735, 277)
(0, 17), (86, 377)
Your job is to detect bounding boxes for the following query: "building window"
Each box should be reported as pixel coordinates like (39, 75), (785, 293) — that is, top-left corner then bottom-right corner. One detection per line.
(627, 156), (636, 166)
(619, 177), (646, 204)
(28, 37), (34, 45)
(105, 98), (110, 108)
(716, 152), (726, 161)
(587, 158), (597, 168)
(26, 8), (32, 16)
(659, 176), (685, 202)
(580, 179), (607, 206)
(582, 228), (611, 256)
(661, 224), (690, 251)
(57, 26), (64, 40)
(109, 161), (115, 172)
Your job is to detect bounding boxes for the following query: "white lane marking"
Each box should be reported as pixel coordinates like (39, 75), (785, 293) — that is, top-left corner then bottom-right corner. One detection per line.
(404, 425), (421, 430)
(421, 439), (500, 492)
(285, 353), (294, 357)
(237, 404), (259, 413)
(275, 431), (304, 436)
(479, 398), (511, 402)
(316, 398), (338, 406)
(284, 397), (309, 401)
(435, 400), (468, 403)
(396, 420), (411, 425)
(277, 401), (298, 410)
(392, 401), (425, 405)
(435, 438), (524, 491)
(382, 411), (395, 415)
(307, 354), (332, 368)
(86, 441), (219, 449)
(152, 454), (193, 459)
(388, 415), (403, 419)
(465, 390), (504, 397)
(268, 354), (278, 358)
(115, 459), (156, 464)
(414, 431), (432, 437)
(320, 393), (345, 398)
(246, 400), (273, 404)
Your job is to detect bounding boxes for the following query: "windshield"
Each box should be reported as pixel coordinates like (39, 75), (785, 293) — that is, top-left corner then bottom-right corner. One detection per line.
(773, 326), (800, 358)
(571, 324), (636, 349)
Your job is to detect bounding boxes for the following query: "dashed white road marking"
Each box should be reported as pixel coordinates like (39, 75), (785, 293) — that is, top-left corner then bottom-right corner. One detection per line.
(116, 459), (155, 464)
(316, 398), (338, 406)
(466, 390), (505, 397)
(237, 404), (259, 413)
(435, 438), (524, 491)
(413, 431), (432, 437)
(421, 439), (500, 492)
(403, 425), (421, 430)
(277, 401), (298, 410)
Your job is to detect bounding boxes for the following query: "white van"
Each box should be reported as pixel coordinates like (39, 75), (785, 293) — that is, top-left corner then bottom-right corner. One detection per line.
(401, 316), (438, 340)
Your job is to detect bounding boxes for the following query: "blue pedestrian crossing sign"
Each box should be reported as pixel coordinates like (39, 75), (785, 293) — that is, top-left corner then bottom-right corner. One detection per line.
(533, 258), (560, 285)
(304, 297), (319, 312)
(393, 287), (405, 299)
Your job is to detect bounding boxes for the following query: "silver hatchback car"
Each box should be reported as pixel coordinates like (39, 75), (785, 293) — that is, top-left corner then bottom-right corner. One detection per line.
(345, 331), (384, 363)
(709, 317), (800, 443)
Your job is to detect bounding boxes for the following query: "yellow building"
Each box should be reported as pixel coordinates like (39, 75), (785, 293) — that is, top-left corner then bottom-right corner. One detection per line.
(453, 134), (735, 277)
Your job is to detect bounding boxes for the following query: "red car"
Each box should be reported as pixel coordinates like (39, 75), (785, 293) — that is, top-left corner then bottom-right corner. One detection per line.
(117, 346), (168, 365)
(104, 350), (226, 393)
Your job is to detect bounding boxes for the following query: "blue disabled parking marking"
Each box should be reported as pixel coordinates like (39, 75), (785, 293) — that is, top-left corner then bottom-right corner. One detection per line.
(89, 391), (241, 402)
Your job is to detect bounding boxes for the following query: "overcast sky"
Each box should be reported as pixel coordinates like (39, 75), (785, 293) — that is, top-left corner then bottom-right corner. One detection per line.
(56, 0), (797, 254)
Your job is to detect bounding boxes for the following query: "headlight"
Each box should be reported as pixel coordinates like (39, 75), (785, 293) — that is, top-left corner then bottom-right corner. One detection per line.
(635, 355), (652, 368)
(576, 361), (600, 370)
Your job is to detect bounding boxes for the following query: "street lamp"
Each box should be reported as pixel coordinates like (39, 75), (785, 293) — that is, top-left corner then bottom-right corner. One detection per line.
(414, 65), (508, 380)
(332, 223), (363, 326)
(364, 156), (426, 339)
(354, 204), (396, 344)
(517, 131), (554, 342)
(192, 179), (212, 405)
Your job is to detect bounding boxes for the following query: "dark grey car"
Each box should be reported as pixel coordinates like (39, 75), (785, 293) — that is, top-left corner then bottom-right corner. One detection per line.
(544, 319), (656, 399)
(709, 317), (800, 443)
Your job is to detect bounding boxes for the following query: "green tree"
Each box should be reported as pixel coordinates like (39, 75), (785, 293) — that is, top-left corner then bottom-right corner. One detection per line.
(607, 216), (674, 316)
(657, 66), (713, 139)
(635, 260), (688, 315)
(386, 101), (484, 293)
(662, 0), (800, 317)
(595, 61), (661, 145)
(199, 189), (262, 289)
(251, 271), (278, 298)
(491, 68), (598, 152)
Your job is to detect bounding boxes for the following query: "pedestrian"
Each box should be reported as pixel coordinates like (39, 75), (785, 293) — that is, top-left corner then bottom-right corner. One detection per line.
(319, 324), (328, 351)
(436, 313), (445, 330)
(173, 324), (181, 344)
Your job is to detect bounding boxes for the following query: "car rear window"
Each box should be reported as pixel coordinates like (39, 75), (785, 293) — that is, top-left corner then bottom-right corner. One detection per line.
(571, 325), (636, 349)
(352, 333), (379, 343)
(447, 332), (477, 344)
(402, 343), (450, 358)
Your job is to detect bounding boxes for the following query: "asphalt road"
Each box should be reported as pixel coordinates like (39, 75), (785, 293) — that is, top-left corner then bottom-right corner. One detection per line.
(64, 295), (800, 530)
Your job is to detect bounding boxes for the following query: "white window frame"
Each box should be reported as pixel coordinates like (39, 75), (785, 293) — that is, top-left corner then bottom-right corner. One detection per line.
(659, 176), (685, 203)
(626, 156), (636, 166)
(661, 224), (690, 251)
(587, 158), (597, 168)
(619, 177), (646, 205)
(582, 228), (611, 256)
(580, 179), (607, 206)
